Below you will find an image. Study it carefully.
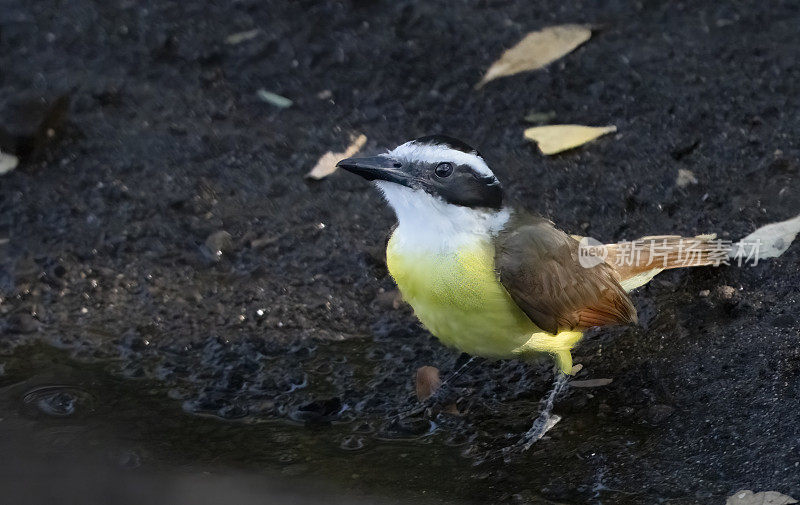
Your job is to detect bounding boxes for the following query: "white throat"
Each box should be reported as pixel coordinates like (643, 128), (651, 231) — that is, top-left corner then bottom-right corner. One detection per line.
(376, 181), (510, 254)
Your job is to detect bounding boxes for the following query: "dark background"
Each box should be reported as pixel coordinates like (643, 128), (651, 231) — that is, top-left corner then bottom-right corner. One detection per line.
(1, 1), (799, 504)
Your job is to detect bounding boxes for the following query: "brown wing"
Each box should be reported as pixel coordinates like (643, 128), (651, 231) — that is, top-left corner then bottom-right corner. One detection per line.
(495, 213), (637, 334)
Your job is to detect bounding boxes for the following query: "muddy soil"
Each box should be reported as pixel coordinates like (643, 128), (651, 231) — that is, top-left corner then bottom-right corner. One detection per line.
(1, 1), (799, 503)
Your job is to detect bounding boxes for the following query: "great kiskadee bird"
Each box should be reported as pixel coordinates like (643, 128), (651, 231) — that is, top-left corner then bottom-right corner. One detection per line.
(337, 135), (717, 375)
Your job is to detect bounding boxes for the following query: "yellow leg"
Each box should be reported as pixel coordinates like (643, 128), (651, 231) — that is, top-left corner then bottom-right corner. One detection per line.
(516, 331), (584, 375)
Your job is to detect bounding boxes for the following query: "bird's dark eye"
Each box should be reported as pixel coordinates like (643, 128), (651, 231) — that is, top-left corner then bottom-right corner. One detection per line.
(434, 162), (454, 178)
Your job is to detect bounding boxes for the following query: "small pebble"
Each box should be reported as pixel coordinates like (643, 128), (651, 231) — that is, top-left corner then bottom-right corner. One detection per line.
(717, 285), (736, 300)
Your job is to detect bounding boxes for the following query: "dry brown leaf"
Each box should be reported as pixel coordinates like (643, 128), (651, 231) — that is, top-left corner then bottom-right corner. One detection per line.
(726, 490), (798, 505)
(415, 366), (441, 401)
(306, 134), (367, 180)
(476, 24), (591, 89)
(524, 124), (616, 155)
(570, 378), (613, 388)
(414, 366), (459, 414)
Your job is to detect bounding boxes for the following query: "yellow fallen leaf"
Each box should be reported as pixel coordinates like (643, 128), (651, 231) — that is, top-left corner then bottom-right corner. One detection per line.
(476, 24), (591, 89)
(306, 134), (367, 180)
(524, 124), (616, 155)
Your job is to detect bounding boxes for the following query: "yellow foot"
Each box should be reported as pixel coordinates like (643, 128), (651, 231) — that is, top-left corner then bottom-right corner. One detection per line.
(516, 330), (584, 375)
(554, 350), (573, 375)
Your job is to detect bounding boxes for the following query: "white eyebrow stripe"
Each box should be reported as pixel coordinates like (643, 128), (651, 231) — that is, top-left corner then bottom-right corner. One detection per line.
(389, 142), (494, 177)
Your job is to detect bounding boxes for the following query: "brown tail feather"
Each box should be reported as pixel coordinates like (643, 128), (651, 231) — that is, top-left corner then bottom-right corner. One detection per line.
(603, 234), (725, 286)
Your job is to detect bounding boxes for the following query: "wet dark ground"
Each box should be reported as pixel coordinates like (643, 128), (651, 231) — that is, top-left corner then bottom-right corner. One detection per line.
(1, 0), (800, 503)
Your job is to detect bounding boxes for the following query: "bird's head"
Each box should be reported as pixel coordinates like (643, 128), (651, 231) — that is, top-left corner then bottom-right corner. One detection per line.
(337, 136), (505, 226)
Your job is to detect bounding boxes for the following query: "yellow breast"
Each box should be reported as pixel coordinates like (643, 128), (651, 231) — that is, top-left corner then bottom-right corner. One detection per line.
(386, 232), (538, 358)
(385, 230), (584, 373)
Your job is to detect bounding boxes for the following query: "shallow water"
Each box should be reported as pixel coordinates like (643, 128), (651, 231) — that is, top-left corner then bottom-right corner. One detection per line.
(0, 342), (645, 505)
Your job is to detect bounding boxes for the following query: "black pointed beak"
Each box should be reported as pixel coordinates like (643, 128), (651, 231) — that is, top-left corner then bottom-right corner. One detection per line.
(336, 156), (411, 186)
